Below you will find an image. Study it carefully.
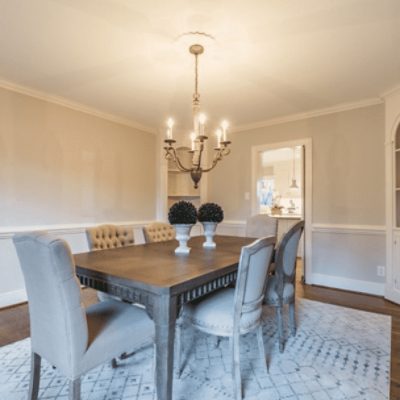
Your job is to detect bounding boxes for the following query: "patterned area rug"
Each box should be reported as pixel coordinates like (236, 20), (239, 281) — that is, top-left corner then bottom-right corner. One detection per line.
(0, 299), (390, 400)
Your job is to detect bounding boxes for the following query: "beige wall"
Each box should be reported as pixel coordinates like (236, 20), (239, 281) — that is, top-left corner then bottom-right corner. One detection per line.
(209, 104), (386, 293)
(209, 104), (385, 225)
(0, 86), (157, 226)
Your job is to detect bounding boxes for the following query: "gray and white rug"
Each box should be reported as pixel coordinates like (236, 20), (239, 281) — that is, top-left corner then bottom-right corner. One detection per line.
(0, 299), (390, 400)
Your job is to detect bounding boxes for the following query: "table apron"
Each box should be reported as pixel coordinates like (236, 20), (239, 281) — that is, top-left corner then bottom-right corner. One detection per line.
(177, 270), (237, 305)
(77, 268), (237, 312)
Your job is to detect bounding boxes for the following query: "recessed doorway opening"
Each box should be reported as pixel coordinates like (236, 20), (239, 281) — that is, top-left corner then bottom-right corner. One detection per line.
(251, 139), (312, 284)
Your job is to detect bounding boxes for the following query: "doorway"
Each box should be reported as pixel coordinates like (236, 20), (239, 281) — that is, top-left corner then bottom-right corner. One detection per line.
(251, 139), (312, 284)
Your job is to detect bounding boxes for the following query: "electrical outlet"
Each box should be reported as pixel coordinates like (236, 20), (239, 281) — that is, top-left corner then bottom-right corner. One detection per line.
(377, 265), (385, 277)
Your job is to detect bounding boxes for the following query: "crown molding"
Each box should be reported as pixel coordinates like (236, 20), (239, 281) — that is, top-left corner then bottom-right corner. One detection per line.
(0, 79), (156, 135)
(381, 84), (400, 99)
(232, 97), (383, 133)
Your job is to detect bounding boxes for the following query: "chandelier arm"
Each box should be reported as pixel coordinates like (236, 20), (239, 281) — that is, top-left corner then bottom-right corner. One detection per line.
(200, 148), (226, 173)
(164, 147), (192, 172)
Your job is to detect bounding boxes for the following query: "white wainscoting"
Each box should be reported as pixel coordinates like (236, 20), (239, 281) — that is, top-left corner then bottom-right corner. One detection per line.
(0, 220), (203, 309)
(0, 221), (387, 308)
(217, 220), (386, 296)
(311, 224), (386, 296)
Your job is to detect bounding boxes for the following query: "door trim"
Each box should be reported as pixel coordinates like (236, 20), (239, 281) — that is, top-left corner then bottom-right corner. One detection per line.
(251, 138), (313, 284)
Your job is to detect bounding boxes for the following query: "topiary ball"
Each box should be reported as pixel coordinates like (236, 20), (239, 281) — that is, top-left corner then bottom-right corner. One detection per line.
(198, 202), (224, 223)
(168, 201), (197, 225)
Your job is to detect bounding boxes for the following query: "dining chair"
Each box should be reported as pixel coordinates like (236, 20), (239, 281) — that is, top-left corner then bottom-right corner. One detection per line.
(85, 224), (134, 302)
(143, 221), (175, 243)
(85, 224), (145, 367)
(176, 236), (275, 400)
(245, 214), (278, 238)
(245, 214), (278, 274)
(13, 232), (154, 400)
(263, 220), (304, 352)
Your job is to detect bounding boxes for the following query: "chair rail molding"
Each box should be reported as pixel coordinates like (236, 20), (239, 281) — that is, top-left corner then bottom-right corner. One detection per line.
(0, 220), (153, 309)
(312, 223), (386, 235)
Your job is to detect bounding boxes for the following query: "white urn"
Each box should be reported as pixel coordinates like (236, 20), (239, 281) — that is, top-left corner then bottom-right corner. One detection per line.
(174, 224), (193, 254)
(201, 221), (218, 248)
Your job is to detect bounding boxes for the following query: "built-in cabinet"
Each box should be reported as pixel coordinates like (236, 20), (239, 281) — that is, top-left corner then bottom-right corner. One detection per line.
(167, 146), (201, 210)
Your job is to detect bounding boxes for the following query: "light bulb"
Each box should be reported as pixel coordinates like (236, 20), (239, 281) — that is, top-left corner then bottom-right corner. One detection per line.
(167, 118), (174, 128)
(199, 113), (206, 125)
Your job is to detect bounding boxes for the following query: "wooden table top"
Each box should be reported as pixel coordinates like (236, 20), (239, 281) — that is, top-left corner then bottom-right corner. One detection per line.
(74, 235), (255, 295)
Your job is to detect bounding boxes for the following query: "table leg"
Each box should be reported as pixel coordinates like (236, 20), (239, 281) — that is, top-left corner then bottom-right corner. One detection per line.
(153, 294), (177, 400)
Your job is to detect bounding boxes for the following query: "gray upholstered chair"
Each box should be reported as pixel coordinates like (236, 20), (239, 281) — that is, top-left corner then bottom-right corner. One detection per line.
(143, 222), (175, 243)
(245, 214), (278, 273)
(13, 232), (154, 400)
(263, 220), (304, 353)
(245, 214), (278, 238)
(177, 236), (275, 400)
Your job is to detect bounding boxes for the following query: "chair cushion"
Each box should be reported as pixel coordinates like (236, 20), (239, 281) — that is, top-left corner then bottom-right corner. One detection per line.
(184, 288), (262, 336)
(264, 276), (294, 305)
(77, 300), (154, 377)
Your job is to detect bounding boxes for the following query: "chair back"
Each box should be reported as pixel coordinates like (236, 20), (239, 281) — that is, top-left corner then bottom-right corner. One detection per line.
(275, 221), (304, 284)
(245, 214), (278, 238)
(234, 236), (275, 329)
(13, 232), (88, 375)
(143, 222), (175, 243)
(86, 224), (134, 251)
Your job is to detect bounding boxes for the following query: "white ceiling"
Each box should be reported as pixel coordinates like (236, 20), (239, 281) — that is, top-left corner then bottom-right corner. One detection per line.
(1, 0), (399, 133)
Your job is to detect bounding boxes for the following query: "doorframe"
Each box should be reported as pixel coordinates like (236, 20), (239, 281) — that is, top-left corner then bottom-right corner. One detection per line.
(385, 111), (400, 303)
(251, 138), (313, 284)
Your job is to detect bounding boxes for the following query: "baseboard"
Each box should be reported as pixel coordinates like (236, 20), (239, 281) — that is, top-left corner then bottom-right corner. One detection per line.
(0, 289), (27, 309)
(310, 273), (384, 296)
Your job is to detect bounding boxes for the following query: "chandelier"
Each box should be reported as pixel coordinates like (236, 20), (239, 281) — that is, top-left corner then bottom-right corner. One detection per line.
(164, 44), (231, 189)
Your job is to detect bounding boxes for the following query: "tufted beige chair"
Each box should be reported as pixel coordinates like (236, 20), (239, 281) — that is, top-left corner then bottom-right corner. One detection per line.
(86, 224), (134, 251)
(143, 222), (175, 243)
(85, 224), (137, 368)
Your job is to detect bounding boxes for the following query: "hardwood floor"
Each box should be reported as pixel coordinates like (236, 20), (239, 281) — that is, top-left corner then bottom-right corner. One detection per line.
(1, 277), (399, 398)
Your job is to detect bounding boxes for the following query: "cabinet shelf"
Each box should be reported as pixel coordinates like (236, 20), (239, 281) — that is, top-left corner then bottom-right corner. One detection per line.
(168, 194), (200, 198)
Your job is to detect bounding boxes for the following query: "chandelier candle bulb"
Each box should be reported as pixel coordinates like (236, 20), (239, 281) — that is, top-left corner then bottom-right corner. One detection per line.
(216, 129), (222, 147)
(221, 120), (229, 142)
(166, 118), (174, 139)
(199, 113), (206, 136)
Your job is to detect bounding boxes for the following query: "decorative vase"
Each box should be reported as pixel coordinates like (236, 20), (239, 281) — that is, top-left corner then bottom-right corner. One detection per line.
(202, 222), (218, 248)
(174, 224), (193, 254)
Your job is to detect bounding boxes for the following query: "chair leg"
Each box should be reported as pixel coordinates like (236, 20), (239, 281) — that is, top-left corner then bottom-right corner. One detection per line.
(175, 321), (182, 378)
(276, 306), (284, 353)
(28, 352), (41, 400)
(256, 326), (268, 375)
(68, 378), (81, 400)
(289, 301), (296, 337)
(231, 332), (242, 400)
(214, 336), (221, 348)
(289, 301), (296, 336)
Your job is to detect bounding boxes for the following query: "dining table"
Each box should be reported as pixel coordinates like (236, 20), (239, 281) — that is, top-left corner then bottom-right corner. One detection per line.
(74, 234), (255, 400)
